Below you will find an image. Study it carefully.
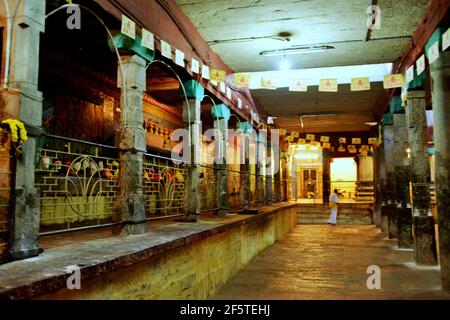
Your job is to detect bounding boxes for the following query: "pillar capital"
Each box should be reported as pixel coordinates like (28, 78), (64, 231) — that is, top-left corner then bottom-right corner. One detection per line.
(118, 55), (147, 91)
(182, 80), (204, 100)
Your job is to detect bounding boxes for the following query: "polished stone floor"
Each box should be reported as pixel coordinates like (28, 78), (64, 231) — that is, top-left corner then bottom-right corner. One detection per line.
(213, 225), (450, 300)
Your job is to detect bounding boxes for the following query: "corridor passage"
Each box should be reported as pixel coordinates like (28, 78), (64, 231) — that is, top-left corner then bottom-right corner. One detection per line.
(213, 225), (450, 300)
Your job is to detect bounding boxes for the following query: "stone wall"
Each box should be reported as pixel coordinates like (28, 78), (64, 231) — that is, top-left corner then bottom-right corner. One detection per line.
(35, 205), (297, 300)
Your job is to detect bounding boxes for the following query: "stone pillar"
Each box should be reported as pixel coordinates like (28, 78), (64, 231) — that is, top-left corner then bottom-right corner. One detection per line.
(1, 1), (45, 260)
(182, 81), (203, 222)
(374, 143), (387, 228)
(382, 124), (398, 238)
(322, 150), (331, 206)
(240, 131), (250, 211)
(430, 51), (450, 290)
(405, 90), (437, 265)
(256, 132), (266, 208)
(266, 139), (273, 205)
(214, 110), (229, 216)
(274, 156), (282, 203)
(116, 55), (147, 234)
(393, 113), (413, 249)
(281, 154), (288, 201)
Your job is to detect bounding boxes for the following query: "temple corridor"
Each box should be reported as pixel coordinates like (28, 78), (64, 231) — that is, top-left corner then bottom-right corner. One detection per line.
(213, 225), (450, 300)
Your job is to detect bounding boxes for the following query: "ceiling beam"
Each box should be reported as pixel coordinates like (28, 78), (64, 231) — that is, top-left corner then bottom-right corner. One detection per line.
(374, 0), (450, 120)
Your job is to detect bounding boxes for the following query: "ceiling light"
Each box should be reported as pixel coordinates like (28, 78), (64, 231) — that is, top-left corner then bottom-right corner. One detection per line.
(260, 45), (335, 57)
(279, 58), (290, 71)
(365, 122), (378, 126)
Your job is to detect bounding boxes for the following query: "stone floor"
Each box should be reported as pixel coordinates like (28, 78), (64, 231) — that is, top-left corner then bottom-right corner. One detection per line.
(212, 225), (450, 300)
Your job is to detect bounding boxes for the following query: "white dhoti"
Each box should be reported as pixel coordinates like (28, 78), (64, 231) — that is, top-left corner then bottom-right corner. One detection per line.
(328, 209), (337, 225)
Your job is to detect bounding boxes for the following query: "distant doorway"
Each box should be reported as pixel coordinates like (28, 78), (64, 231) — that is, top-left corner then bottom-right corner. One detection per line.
(330, 158), (357, 201)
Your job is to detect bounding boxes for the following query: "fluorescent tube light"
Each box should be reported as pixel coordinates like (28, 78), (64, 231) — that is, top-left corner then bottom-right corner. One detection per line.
(260, 45), (335, 57)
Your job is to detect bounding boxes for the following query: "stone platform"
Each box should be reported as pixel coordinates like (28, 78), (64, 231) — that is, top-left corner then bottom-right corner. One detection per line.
(0, 203), (297, 300)
(297, 202), (374, 224)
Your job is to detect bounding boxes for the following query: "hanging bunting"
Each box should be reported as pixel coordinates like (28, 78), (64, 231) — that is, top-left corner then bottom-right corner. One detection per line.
(234, 74), (251, 87)
(191, 58), (200, 74)
(352, 138), (361, 144)
(210, 69), (226, 82)
(320, 136), (330, 143)
(348, 145), (357, 153)
(237, 97), (243, 109)
(226, 86), (232, 100)
(350, 77), (371, 91)
(279, 129), (287, 136)
(141, 28), (154, 50)
(416, 54), (426, 76)
(306, 134), (315, 141)
(319, 79), (338, 92)
(121, 15), (136, 39)
(443, 28), (450, 51)
(360, 145), (369, 152)
(298, 138), (306, 144)
(383, 74), (404, 89)
(339, 137), (346, 144)
(338, 145), (346, 152)
(427, 41), (440, 64)
(219, 82), (226, 93)
(291, 131), (299, 138)
(202, 65), (210, 80)
(161, 40), (172, 59)
(286, 135), (294, 142)
(368, 137), (378, 145)
(260, 78), (278, 90)
(289, 80), (308, 92)
(322, 142), (331, 149)
(310, 141), (321, 147)
(175, 49), (185, 67)
(405, 65), (414, 83)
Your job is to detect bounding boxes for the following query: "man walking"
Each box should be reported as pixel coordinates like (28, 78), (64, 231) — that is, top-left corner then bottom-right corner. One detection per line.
(328, 189), (339, 225)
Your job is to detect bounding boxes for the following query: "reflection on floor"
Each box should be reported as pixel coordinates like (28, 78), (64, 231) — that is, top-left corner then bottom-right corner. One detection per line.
(212, 225), (450, 300)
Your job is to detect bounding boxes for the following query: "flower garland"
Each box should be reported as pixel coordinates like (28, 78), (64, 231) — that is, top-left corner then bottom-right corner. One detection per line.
(1, 119), (28, 144)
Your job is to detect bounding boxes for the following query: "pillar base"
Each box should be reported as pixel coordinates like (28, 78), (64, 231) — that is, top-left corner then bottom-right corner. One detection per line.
(380, 205), (389, 233)
(9, 188), (41, 261)
(386, 204), (398, 239)
(123, 193), (146, 235)
(397, 207), (413, 249)
(413, 215), (438, 265)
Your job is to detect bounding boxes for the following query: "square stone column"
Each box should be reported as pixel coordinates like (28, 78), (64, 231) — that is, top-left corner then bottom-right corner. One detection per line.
(393, 113), (413, 249)
(322, 150), (331, 206)
(374, 143), (387, 229)
(281, 154), (288, 201)
(405, 90), (437, 265)
(214, 116), (228, 216)
(256, 131), (266, 208)
(265, 139), (273, 205)
(182, 80), (204, 222)
(240, 131), (250, 211)
(382, 124), (398, 238)
(116, 55), (147, 235)
(1, 0), (46, 260)
(430, 51), (450, 290)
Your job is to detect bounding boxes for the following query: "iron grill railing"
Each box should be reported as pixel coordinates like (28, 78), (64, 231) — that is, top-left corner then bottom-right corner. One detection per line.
(143, 153), (187, 218)
(227, 167), (242, 211)
(0, 129), (12, 262)
(35, 134), (121, 234)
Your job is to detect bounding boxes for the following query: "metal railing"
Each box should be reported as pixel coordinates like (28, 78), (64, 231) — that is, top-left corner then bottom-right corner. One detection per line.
(200, 164), (218, 212)
(227, 167), (242, 211)
(0, 129), (12, 262)
(36, 134), (121, 235)
(143, 153), (187, 218)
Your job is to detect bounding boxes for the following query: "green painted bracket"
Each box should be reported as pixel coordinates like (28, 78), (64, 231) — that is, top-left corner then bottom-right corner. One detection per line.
(108, 31), (155, 63)
(390, 96), (404, 114)
(425, 28), (444, 58)
(182, 80), (204, 100)
(237, 121), (253, 133)
(408, 70), (426, 90)
(211, 103), (231, 121)
(382, 113), (394, 126)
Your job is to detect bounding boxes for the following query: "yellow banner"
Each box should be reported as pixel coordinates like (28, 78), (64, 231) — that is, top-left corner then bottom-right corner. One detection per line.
(351, 77), (371, 91)
(368, 137), (377, 145)
(279, 129), (287, 136)
(320, 136), (330, 143)
(383, 74), (404, 89)
(339, 137), (346, 144)
(338, 145), (346, 152)
(298, 138), (306, 144)
(319, 79), (338, 92)
(322, 142), (331, 149)
(348, 145), (357, 153)
(306, 134), (315, 141)
(289, 80), (308, 92)
(234, 74), (251, 87)
(291, 131), (299, 138)
(352, 138), (361, 144)
(210, 69), (226, 82)
(310, 141), (321, 147)
(286, 135), (294, 142)
(260, 78), (277, 90)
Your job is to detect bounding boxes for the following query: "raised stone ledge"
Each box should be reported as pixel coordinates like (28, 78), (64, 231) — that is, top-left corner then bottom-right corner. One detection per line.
(0, 203), (297, 300)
